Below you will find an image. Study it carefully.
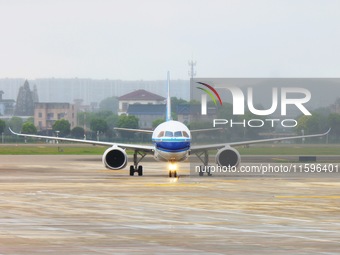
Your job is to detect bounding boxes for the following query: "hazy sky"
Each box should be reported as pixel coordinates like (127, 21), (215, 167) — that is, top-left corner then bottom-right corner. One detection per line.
(0, 0), (339, 80)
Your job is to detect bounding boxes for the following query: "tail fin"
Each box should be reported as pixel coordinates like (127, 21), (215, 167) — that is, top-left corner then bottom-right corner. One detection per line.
(166, 71), (172, 121)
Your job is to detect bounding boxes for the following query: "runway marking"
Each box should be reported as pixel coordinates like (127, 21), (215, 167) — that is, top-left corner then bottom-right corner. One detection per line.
(271, 157), (289, 162)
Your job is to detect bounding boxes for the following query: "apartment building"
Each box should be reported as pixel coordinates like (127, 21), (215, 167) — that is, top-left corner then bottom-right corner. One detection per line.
(34, 102), (77, 131)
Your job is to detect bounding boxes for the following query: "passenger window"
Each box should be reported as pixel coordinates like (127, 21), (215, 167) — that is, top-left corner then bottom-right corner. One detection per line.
(183, 131), (189, 138)
(165, 131), (173, 137)
(157, 131), (164, 137)
(174, 131), (182, 137)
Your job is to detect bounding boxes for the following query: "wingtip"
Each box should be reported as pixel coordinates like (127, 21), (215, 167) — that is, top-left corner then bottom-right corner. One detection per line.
(8, 127), (17, 135)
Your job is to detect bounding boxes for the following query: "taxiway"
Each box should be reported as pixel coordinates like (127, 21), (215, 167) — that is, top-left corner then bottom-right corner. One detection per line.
(0, 155), (339, 254)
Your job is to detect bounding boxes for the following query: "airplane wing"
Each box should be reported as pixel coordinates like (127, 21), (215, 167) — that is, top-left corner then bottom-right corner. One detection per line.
(114, 127), (223, 134)
(114, 127), (224, 135)
(190, 128), (331, 152)
(114, 127), (153, 134)
(9, 128), (154, 153)
(190, 128), (223, 133)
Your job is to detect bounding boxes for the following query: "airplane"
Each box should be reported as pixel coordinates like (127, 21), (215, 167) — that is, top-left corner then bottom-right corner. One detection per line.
(9, 72), (331, 177)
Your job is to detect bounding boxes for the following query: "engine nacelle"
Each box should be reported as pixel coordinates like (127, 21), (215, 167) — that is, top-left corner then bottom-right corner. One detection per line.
(215, 147), (241, 168)
(102, 146), (128, 170)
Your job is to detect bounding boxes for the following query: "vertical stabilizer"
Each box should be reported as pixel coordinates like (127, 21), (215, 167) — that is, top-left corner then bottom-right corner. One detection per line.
(166, 71), (172, 121)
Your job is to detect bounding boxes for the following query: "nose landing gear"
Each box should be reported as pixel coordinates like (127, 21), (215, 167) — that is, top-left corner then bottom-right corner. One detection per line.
(168, 162), (177, 178)
(169, 170), (177, 178)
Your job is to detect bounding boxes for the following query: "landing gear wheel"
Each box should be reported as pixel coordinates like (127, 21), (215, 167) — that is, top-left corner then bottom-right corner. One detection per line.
(129, 150), (146, 177)
(129, 165), (135, 176)
(207, 167), (212, 176)
(199, 166), (204, 176)
(138, 165), (143, 176)
(195, 151), (209, 177)
(169, 170), (177, 178)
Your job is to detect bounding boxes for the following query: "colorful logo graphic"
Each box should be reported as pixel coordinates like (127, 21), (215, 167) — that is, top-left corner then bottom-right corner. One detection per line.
(196, 82), (223, 106)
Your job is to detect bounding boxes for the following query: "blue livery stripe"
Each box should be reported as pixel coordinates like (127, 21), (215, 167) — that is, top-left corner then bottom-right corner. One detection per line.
(154, 141), (190, 153)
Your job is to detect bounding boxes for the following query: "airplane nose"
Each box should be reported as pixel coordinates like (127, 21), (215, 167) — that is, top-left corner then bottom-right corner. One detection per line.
(156, 141), (190, 152)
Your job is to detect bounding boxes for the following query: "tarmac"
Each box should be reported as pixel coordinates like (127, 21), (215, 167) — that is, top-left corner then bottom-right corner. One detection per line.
(0, 155), (340, 254)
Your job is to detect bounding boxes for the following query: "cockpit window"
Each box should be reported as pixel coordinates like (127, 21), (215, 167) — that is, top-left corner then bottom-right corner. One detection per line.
(174, 131), (182, 137)
(165, 131), (173, 137)
(158, 130), (189, 138)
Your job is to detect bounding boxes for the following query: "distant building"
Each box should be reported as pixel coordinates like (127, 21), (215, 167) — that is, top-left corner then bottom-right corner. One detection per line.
(34, 102), (77, 131)
(0, 78), (190, 105)
(127, 104), (166, 129)
(177, 104), (217, 124)
(0, 91), (15, 116)
(118, 89), (165, 115)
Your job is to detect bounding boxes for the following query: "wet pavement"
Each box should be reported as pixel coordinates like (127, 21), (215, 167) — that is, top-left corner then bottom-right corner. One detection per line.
(0, 155), (339, 254)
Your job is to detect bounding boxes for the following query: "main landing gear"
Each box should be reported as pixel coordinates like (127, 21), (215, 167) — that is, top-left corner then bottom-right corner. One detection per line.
(129, 151), (146, 176)
(195, 150), (212, 176)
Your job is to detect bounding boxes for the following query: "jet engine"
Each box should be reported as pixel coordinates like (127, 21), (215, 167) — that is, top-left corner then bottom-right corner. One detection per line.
(215, 147), (241, 168)
(102, 146), (128, 170)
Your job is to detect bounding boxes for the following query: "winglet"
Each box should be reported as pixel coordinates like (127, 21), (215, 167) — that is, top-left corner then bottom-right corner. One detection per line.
(8, 127), (18, 135)
(324, 128), (331, 135)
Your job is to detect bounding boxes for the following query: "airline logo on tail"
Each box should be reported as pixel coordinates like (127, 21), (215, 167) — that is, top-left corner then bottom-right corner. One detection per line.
(196, 82), (222, 115)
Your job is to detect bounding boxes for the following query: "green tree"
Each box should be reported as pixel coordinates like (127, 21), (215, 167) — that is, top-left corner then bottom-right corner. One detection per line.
(21, 122), (37, 134)
(328, 113), (340, 140)
(90, 118), (108, 133)
(117, 115), (139, 129)
(105, 114), (119, 129)
(77, 112), (88, 127)
(171, 97), (188, 108)
(52, 119), (71, 136)
(14, 80), (35, 116)
(152, 118), (165, 129)
(78, 111), (114, 129)
(9, 117), (23, 132)
(95, 111), (114, 119)
(71, 126), (85, 139)
(0, 119), (6, 133)
(26, 116), (35, 124)
(296, 113), (328, 134)
(99, 97), (119, 113)
(116, 115), (139, 139)
(217, 103), (234, 119)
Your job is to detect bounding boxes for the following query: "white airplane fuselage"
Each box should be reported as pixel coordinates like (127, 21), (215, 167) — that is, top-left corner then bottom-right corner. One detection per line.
(152, 120), (191, 162)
